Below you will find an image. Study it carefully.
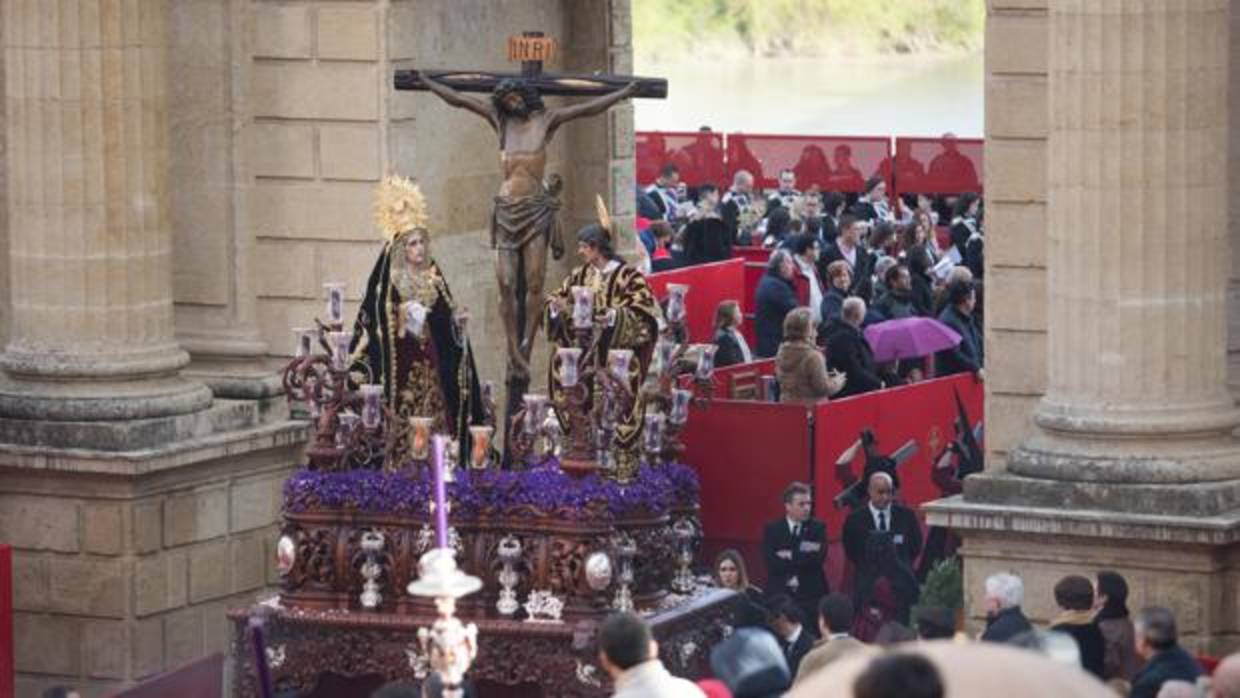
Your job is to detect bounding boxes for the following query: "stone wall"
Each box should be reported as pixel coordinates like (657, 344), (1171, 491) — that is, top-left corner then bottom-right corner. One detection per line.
(6, 415), (304, 697)
(982, 0), (1048, 468)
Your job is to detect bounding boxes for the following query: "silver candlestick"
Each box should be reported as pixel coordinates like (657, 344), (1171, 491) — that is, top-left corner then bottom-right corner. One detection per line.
(611, 533), (637, 613)
(671, 518), (697, 594)
(407, 548), (483, 698)
(495, 535), (522, 616)
(359, 531), (385, 610)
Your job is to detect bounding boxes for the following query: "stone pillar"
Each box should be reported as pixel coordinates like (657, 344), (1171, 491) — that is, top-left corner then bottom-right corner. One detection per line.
(0, 0), (212, 423)
(1007, 0), (1240, 494)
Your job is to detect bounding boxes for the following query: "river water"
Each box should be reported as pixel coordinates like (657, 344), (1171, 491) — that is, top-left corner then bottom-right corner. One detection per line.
(633, 52), (983, 138)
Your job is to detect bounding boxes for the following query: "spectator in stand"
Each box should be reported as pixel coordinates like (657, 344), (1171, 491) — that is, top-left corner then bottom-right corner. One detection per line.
(721, 169), (756, 245)
(649, 221), (678, 273)
(763, 206), (793, 249)
(853, 653), (944, 698)
(645, 164), (682, 224)
(949, 191), (984, 278)
(790, 235), (825, 325)
(776, 307), (835, 402)
(823, 298), (883, 398)
(1210, 653), (1240, 698)
(767, 168), (802, 213)
(822, 215), (875, 301)
(1049, 575), (1106, 679)
(713, 300), (752, 367)
(914, 606), (956, 641)
(871, 256), (898, 301)
(980, 572), (1033, 643)
(597, 612), (705, 698)
(820, 260), (851, 327)
(755, 250), (799, 358)
(637, 186), (662, 222)
(852, 177), (895, 225)
(1130, 607), (1202, 698)
(682, 184), (732, 266)
(1095, 571), (1142, 682)
(935, 280), (984, 379)
(762, 482), (829, 633)
(795, 594), (869, 685)
(906, 247), (936, 318)
(768, 594), (815, 676)
(873, 263), (916, 321)
(800, 195), (825, 238)
(820, 191), (846, 247)
(903, 212), (940, 266)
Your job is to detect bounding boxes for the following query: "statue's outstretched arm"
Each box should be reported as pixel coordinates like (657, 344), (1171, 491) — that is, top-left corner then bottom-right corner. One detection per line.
(548, 81), (640, 133)
(422, 73), (497, 130)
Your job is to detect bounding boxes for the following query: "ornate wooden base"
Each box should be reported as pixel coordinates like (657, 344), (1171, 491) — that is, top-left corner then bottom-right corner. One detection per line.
(230, 588), (739, 698)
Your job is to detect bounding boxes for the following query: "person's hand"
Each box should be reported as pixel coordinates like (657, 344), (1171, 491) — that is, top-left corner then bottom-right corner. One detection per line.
(975, 368), (985, 383)
(549, 296), (567, 315)
(776, 549), (793, 560)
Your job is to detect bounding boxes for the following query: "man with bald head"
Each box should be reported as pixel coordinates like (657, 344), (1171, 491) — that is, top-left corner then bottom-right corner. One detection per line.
(1211, 653), (1240, 698)
(842, 472), (923, 576)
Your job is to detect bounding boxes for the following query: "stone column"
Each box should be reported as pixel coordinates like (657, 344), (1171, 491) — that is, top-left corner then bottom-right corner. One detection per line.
(1008, 0), (1240, 492)
(0, 0), (211, 421)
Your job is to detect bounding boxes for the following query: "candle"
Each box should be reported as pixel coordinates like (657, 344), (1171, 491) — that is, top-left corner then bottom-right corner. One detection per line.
(643, 412), (665, 453)
(571, 285), (593, 329)
(360, 384), (383, 429)
(670, 388), (692, 425)
(523, 393), (547, 435)
(432, 434), (450, 550)
(656, 340), (677, 373)
(403, 301), (427, 338)
(666, 283), (690, 323)
(328, 331), (352, 371)
(696, 344), (717, 380)
(557, 347), (582, 387)
(469, 425), (493, 469)
(324, 282), (346, 325)
(293, 327), (312, 358)
(608, 349), (634, 382)
(409, 417), (433, 460)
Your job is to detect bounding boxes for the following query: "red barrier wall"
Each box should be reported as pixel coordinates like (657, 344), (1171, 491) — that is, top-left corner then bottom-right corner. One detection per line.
(681, 373), (984, 591)
(731, 246), (772, 265)
(892, 136), (984, 196)
(728, 134), (891, 193)
(0, 545), (9, 698)
(636, 130), (727, 188)
(648, 259), (746, 345)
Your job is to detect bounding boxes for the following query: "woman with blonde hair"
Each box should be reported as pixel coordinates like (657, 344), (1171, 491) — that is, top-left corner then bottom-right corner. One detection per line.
(776, 307), (839, 401)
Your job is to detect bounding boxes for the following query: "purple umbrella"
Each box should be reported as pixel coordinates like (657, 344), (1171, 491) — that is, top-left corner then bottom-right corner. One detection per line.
(863, 317), (961, 363)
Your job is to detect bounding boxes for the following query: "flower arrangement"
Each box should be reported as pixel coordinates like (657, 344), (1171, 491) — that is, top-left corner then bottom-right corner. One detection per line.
(282, 460), (701, 522)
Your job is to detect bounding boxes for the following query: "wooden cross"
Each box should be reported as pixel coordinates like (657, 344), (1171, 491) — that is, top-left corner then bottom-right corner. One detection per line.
(394, 31), (668, 99)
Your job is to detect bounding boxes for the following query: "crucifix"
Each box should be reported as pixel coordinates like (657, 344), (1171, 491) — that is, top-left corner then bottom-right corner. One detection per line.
(394, 32), (667, 459)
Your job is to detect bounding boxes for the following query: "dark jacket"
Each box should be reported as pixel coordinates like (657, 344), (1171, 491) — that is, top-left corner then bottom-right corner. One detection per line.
(819, 286), (848, 327)
(1098, 616), (1141, 681)
(822, 242), (875, 302)
(714, 328), (748, 368)
(762, 518), (829, 609)
(682, 216), (732, 266)
(1050, 614), (1106, 679)
(841, 504), (923, 570)
(935, 304), (983, 376)
(822, 320), (882, 398)
(781, 628), (816, 678)
(1130, 646), (1202, 698)
(755, 272), (798, 359)
(910, 274), (934, 317)
(871, 289), (915, 321)
(980, 606), (1033, 643)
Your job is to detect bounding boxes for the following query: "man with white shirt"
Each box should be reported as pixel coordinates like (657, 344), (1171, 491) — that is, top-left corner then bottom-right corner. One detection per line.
(598, 612), (705, 698)
(842, 471), (923, 572)
(762, 482), (829, 633)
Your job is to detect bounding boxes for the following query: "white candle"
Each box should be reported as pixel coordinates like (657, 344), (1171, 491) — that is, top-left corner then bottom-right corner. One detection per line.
(644, 412), (665, 453)
(670, 388), (692, 425)
(696, 344), (717, 380)
(608, 349), (634, 382)
(666, 284), (690, 323)
(360, 384), (383, 429)
(324, 282), (346, 325)
(557, 347), (582, 387)
(328, 331), (352, 371)
(523, 393), (548, 435)
(293, 327), (312, 358)
(571, 286), (593, 329)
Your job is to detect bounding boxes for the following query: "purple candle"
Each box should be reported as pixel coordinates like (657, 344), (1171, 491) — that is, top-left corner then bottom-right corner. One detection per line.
(432, 434), (450, 549)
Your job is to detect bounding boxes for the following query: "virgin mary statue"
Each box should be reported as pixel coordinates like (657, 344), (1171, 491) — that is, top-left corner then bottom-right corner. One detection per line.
(348, 174), (485, 466)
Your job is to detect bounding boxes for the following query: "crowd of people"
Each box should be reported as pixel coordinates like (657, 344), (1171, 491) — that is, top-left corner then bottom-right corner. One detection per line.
(635, 164), (985, 403)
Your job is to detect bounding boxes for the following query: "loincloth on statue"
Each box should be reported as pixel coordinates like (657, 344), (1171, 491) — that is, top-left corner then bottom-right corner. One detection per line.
(492, 191), (564, 260)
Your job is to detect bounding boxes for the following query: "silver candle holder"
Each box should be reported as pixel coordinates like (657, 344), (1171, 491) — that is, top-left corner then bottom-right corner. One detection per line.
(359, 531), (385, 610)
(495, 535), (522, 616)
(671, 518), (698, 594)
(611, 533), (637, 613)
(407, 548), (483, 698)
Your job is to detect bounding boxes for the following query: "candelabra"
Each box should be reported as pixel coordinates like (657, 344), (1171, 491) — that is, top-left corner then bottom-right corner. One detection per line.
(670, 518), (698, 594)
(610, 533), (637, 613)
(495, 535), (522, 616)
(359, 531), (385, 610)
(507, 393), (563, 465)
(407, 548), (483, 698)
(641, 308), (716, 465)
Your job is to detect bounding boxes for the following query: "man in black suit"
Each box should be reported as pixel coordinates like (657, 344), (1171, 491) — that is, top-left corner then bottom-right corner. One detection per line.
(766, 594), (815, 677)
(843, 472), (922, 569)
(762, 482), (829, 630)
(820, 215), (875, 302)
